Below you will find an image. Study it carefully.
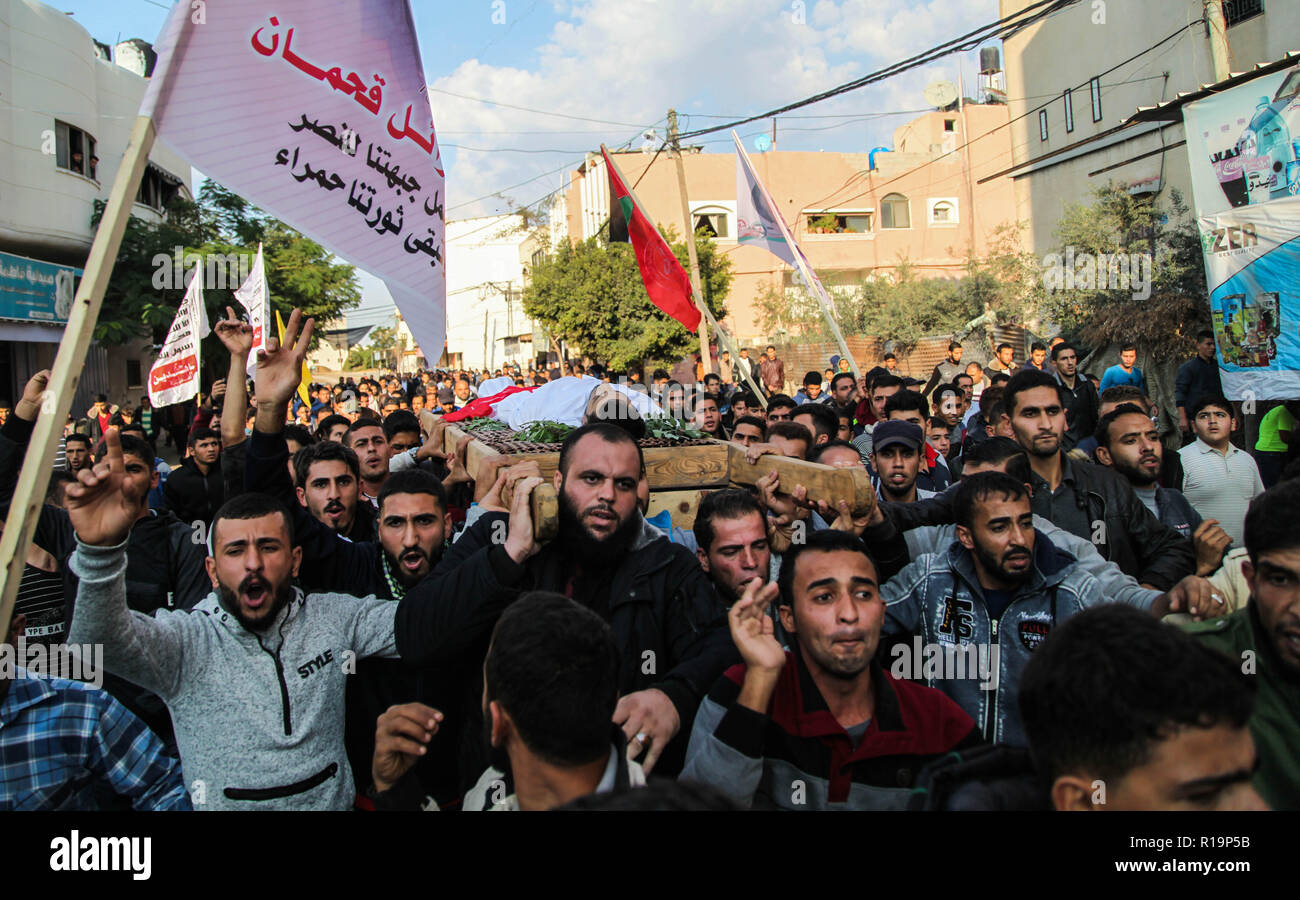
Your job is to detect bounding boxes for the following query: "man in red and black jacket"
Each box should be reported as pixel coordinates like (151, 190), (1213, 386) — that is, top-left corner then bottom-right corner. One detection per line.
(680, 530), (982, 809)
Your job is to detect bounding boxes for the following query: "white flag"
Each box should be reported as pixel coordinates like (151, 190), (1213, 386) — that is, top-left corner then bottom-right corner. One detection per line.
(735, 133), (796, 268)
(233, 243), (269, 378)
(734, 130), (833, 298)
(149, 265), (209, 407)
(733, 130), (858, 376)
(141, 1), (446, 361)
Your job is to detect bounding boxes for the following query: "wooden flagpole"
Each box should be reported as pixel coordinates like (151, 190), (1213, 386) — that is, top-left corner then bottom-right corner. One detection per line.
(0, 8), (194, 641)
(0, 115), (158, 641)
(667, 109), (715, 380)
(601, 142), (768, 407)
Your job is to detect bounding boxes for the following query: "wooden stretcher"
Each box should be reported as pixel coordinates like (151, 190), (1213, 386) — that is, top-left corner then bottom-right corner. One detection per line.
(443, 423), (875, 539)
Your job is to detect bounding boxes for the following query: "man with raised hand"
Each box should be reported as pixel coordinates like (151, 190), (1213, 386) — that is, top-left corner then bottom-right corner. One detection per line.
(65, 429), (402, 809)
(681, 531), (980, 809)
(241, 310), (481, 806)
(0, 370), (209, 743)
(371, 592), (645, 811)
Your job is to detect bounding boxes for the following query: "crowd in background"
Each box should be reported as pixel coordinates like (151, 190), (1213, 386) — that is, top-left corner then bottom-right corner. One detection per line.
(1, 314), (1296, 812)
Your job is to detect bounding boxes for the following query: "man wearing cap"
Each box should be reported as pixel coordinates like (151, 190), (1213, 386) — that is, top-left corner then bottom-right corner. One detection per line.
(870, 421), (935, 505)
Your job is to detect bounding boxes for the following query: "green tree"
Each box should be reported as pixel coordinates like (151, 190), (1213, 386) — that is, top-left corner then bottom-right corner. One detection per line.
(1042, 184), (1207, 360)
(91, 181), (363, 384)
(522, 226), (730, 371)
(754, 223), (1044, 356)
(365, 325), (397, 371)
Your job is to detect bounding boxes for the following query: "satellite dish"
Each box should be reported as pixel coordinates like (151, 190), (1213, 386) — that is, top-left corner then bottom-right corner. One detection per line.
(754, 134), (773, 152)
(924, 80), (959, 109)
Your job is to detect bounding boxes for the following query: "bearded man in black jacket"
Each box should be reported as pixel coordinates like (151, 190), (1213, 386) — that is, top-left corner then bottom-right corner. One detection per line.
(397, 422), (736, 777)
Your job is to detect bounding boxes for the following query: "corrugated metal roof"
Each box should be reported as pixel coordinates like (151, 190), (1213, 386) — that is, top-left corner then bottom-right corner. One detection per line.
(1124, 52), (1300, 125)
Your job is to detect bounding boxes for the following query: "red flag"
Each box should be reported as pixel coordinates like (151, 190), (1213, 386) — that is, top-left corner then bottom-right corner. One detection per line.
(601, 146), (701, 332)
(443, 384), (539, 422)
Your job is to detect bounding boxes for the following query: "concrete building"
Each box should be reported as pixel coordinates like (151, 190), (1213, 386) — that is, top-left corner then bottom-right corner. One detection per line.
(997, 0), (1291, 255)
(306, 319), (376, 374)
(555, 103), (1017, 346)
(443, 213), (543, 372)
(0, 0), (191, 408)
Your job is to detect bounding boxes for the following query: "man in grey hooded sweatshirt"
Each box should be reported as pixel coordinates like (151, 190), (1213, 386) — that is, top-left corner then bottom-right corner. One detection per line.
(67, 428), (409, 810)
(65, 313), (425, 810)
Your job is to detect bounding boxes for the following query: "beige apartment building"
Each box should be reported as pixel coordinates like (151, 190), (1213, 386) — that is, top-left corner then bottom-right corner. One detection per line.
(997, 0), (1295, 254)
(555, 103), (1017, 345)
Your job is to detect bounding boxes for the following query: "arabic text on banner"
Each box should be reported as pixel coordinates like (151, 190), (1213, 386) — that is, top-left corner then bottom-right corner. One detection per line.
(141, 1), (446, 359)
(149, 266), (208, 407)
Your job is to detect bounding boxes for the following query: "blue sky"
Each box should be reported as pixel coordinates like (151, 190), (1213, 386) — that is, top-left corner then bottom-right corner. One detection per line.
(59, 0), (1002, 322)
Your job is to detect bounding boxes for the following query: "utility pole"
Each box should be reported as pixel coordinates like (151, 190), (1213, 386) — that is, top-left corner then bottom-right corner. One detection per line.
(667, 108), (715, 378)
(1205, 0), (1231, 82)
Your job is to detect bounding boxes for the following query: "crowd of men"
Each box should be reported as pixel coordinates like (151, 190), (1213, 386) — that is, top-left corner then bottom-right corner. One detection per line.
(1, 318), (1296, 812)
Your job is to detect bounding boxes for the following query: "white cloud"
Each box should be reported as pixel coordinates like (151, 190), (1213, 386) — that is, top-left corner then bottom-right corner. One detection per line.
(430, 0), (999, 218)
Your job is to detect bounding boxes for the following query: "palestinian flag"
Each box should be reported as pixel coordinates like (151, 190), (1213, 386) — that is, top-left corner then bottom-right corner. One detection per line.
(601, 145), (701, 331)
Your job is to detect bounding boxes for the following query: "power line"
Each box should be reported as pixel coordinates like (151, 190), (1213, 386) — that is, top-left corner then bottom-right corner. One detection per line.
(801, 20), (1202, 213)
(675, 0), (1083, 140)
(443, 142), (596, 154)
(446, 119), (660, 213)
(428, 86), (655, 128)
(447, 158), (588, 213)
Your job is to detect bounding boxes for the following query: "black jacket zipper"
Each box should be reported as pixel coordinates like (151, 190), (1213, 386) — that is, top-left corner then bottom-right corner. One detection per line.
(257, 637), (293, 736)
(224, 762), (337, 801)
(986, 616), (999, 741)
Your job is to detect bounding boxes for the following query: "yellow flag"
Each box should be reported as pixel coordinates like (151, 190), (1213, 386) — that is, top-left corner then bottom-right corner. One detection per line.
(274, 309), (312, 407)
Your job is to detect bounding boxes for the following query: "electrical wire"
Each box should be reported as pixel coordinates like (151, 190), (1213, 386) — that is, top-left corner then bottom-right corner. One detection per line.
(675, 0), (1084, 140)
(428, 86), (656, 128)
(801, 20), (1202, 213)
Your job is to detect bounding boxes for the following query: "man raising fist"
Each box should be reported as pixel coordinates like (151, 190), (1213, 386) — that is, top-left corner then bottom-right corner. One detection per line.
(64, 312), (408, 810)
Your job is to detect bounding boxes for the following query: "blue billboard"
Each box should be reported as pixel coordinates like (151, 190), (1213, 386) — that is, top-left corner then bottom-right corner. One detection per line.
(0, 250), (80, 324)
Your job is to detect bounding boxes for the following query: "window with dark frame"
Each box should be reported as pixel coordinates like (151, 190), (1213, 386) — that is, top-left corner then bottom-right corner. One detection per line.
(1222, 0), (1264, 28)
(126, 360), (143, 389)
(135, 167), (182, 212)
(1039, 109), (1049, 141)
(1064, 88), (1074, 133)
(54, 121), (97, 179)
(1090, 77), (1102, 122)
(692, 209), (730, 238)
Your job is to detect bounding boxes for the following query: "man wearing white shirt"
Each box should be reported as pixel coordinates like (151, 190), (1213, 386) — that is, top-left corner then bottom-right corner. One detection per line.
(1178, 395), (1264, 547)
